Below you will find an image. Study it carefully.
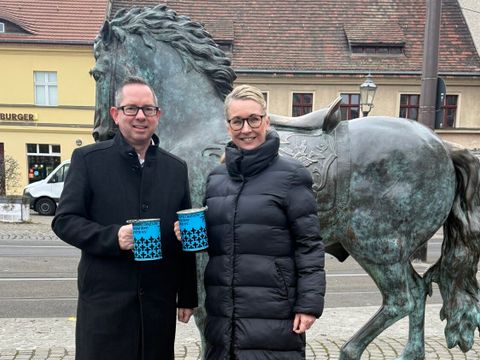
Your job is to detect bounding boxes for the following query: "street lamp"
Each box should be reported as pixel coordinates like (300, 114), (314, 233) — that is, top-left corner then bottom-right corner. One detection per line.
(359, 73), (377, 117)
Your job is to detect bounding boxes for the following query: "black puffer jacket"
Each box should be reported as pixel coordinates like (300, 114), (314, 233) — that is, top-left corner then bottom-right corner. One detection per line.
(204, 131), (325, 360)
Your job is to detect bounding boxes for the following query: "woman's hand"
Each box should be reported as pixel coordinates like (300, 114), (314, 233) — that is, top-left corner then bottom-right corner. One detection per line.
(174, 221), (182, 241)
(293, 313), (316, 334)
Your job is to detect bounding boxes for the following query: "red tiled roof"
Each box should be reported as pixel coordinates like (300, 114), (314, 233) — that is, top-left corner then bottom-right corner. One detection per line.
(0, 0), (110, 44)
(344, 21), (405, 46)
(111, 0), (480, 74)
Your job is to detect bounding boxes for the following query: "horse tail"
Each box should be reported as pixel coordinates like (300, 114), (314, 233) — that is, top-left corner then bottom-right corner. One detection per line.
(424, 144), (480, 352)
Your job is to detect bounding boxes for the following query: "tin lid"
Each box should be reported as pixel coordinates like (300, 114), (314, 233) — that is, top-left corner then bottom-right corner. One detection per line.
(176, 206), (208, 215)
(126, 218), (161, 224)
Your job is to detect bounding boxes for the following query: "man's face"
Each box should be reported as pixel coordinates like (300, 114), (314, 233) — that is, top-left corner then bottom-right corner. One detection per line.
(109, 83), (160, 147)
(226, 99), (270, 151)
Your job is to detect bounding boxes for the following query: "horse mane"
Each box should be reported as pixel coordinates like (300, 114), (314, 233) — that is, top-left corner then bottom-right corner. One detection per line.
(106, 4), (236, 99)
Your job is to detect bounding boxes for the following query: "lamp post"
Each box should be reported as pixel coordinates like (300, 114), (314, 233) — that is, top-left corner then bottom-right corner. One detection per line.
(359, 73), (377, 117)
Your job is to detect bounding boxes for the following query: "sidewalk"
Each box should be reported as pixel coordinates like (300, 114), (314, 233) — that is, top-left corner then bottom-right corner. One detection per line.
(1, 303), (480, 359)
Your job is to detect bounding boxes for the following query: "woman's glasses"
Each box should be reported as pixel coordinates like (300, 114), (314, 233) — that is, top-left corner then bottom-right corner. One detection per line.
(227, 114), (265, 131)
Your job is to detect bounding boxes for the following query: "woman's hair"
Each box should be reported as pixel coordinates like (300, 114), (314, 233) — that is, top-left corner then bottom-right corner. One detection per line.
(224, 84), (267, 119)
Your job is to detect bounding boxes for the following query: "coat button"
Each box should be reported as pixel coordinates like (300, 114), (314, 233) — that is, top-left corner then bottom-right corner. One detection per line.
(139, 288), (144, 296)
(141, 203), (149, 212)
(127, 152), (135, 158)
(132, 165), (140, 172)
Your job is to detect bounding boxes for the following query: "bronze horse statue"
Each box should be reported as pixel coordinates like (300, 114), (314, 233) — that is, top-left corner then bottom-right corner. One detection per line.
(91, 5), (480, 359)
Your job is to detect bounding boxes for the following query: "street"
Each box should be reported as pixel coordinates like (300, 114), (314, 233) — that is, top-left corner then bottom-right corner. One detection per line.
(0, 214), (445, 318)
(2, 214), (479, 359)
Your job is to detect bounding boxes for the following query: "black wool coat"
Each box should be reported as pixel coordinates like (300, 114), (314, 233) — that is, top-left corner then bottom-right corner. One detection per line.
(52, 133), (197, 360)
(203, 131), (325, 360)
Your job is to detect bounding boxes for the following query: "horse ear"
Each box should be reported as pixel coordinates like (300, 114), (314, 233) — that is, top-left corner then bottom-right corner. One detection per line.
(100, 21), (112, 45)
(322, 96), (343, 134)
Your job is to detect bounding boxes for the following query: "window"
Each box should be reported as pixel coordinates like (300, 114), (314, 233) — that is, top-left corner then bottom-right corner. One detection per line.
(217, 41), (233, 55)
(26, 143), (61, 183)
(351, 45), (403, 55)
(261, 92), (269, 111)
(399, 94), (420, 120)
(262, 92), (268, 103)
(292, 93), (313, 116)
(439, 95), (458, 128)
(48, 162), (70, 184)
(0, 23), (5, 33)
(340, 93), (360, 120)
(34, 71), (58, 106)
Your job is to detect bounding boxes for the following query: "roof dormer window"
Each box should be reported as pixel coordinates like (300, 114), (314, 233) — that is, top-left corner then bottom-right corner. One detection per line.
(0, 22), (5, 33)
(351, 44), (404, 55)
(344, 21), (406, 57)
(217, 40), (233, 56)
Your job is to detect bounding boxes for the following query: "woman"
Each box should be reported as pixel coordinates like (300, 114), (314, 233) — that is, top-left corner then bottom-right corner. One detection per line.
(177, 84), (325, 359)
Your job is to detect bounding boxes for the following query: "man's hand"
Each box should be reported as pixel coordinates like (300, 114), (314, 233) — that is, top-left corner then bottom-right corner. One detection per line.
(174, 221), (182, 241)
(177, 308), (194, 323)
(293, 313), (316, 334)
(118, 224), (134, 250)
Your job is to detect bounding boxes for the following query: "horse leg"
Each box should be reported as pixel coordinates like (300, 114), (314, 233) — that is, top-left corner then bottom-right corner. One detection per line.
(398, 262), (428, 360)
(339, 261), (419, 360)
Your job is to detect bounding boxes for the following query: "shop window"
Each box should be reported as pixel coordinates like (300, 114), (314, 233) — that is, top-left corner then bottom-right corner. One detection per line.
(340, 93), (360, 120)
(26, 143), (61, 183)
(292, 92), (313, 116)
(34, 71), (58, 106)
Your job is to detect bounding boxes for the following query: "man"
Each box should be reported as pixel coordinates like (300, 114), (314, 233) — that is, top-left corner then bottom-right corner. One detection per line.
(52, 76), (197, 360)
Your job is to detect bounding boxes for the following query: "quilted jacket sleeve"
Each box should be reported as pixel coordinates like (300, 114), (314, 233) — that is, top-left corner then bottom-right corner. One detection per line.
(285, 165), (326, 317)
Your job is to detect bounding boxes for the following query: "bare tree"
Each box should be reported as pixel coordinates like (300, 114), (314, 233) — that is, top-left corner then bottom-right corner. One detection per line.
(0, 156), (21, 196)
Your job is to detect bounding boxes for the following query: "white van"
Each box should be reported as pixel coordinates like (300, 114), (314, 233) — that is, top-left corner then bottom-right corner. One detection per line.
(23, 159), (70, 215)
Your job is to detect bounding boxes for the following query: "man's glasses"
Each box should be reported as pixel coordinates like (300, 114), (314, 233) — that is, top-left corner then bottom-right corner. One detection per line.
(117, 105), (160, 117)
(227, 114), (266, 131)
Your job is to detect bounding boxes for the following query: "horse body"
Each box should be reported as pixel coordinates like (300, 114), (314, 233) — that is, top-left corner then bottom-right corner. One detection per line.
(92, 5), (480, 359)
(346, 117), (456, 262)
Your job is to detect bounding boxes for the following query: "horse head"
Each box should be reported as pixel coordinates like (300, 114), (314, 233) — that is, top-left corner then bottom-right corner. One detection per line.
(91, 5), (236, 204)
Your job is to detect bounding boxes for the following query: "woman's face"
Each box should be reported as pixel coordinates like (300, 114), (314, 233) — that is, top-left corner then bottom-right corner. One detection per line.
(226, 99), (270, 151)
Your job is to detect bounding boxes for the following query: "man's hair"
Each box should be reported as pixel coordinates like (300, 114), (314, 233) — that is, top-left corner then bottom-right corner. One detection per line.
(115, 76), (158, 106)
(224, 84), (266, 119)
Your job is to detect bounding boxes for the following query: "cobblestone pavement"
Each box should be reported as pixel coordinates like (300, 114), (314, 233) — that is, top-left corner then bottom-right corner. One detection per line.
(1, 216), (480, 359)
(1, 305), (480, 359)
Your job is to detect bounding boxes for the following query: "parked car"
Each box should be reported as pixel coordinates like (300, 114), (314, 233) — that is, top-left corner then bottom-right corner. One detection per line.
(23, 159), (70, 215)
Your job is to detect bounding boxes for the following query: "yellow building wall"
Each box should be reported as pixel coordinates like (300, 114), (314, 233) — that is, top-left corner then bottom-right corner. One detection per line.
(0, 44), (96, 195)
(0, 45), (95, 106)
(237, 75), (480, 148)
(2, 45), (480, 195)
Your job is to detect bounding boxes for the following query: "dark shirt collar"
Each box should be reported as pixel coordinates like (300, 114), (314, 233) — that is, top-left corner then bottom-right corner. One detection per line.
(114, 132), (159, 160)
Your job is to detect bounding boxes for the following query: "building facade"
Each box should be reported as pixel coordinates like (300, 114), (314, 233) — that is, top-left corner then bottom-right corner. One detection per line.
(1, 0), (480, 194)
(0, 0), (110, 194)
(112, 0), (480, 147)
